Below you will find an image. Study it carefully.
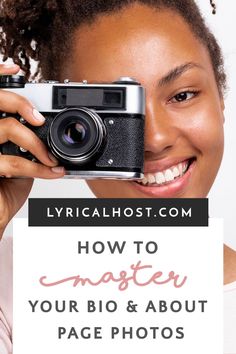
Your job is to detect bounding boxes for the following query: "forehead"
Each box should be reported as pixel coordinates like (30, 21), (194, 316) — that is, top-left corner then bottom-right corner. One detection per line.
(66, 4), (212, 82)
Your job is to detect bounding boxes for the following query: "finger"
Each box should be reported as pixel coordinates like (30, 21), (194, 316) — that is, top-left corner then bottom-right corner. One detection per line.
(0, 117), (58, 167)
(0, 63), (20, 75)
(0, 155), (65, 179)
(0, 88), (45, 127)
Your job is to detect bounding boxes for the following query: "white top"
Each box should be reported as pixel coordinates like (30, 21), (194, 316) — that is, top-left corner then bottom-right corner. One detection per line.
(0, 235), (235, 354)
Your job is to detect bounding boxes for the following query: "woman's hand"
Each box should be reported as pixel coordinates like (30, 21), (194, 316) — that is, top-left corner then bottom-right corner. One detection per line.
(0, 63), (65, 238)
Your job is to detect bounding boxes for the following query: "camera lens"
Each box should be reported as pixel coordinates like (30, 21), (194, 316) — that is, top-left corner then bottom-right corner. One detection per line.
(48, 108), (106, 164)
(63, 123), (87, 145)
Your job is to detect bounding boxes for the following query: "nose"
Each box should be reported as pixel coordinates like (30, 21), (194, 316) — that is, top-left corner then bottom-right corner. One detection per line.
(144, 99), (179, 159)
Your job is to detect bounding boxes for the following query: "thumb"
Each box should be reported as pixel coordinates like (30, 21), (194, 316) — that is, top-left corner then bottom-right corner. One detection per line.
(0, 63), (20, 75)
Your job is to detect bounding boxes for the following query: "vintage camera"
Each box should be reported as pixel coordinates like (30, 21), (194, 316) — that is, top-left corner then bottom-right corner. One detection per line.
(0, 75), (145, 179)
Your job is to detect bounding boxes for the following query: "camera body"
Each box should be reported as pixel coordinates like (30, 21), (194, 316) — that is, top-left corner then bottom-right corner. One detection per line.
(0, 75), (145, 179)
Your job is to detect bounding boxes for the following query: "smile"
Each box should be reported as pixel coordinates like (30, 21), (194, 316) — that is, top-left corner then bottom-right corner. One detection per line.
(130, 158), (196, 198)
(137, 160), (191, 186)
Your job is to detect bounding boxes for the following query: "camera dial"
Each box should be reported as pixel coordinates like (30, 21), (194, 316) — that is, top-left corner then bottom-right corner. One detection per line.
(0, 75), (25, 88)
(113, 77), (139, 85)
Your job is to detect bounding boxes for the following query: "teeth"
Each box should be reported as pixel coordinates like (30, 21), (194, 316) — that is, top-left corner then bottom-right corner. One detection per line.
(155, 172), (165, 184)
(172, 166), (180, 178)
(141, 176), (148, 185)
(147, 173), (156, 184)
(178, 163), (183, 175)
(164, 169), (174, 182)
(183, 163), (188, 173)
(137, 160), (190, 186)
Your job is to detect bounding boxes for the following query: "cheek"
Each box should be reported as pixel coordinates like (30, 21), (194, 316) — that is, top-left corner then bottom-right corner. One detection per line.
(180, 105), (224, 158)
(184, 106), (224, 195)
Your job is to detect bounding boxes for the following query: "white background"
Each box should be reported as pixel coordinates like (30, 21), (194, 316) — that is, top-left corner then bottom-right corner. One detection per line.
(13, 219), (223, 354)
(1, 0), (236, 248)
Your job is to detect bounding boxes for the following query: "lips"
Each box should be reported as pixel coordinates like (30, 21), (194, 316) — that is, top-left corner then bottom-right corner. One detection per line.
(130, 158), (196, 198)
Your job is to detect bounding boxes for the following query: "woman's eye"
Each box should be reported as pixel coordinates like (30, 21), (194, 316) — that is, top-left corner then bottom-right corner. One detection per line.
(170, 91), (199, 103)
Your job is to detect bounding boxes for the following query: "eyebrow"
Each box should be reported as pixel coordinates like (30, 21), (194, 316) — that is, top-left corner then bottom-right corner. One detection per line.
(158, 62), (204, 87)
(85, 62), (204, 86)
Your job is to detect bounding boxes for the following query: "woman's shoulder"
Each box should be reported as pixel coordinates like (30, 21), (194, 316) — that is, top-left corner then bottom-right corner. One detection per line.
(224, 245), (236, 285)
(0, 234), (13, 354)
(0, 235), (13, 275)
(0, 234), (13, 316)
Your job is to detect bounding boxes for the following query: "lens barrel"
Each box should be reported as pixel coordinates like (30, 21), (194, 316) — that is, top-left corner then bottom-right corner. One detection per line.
(48, 108), (106, 164)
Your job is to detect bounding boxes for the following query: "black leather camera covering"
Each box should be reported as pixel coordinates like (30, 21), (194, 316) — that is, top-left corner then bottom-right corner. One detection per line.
(96, 117), (144, 169)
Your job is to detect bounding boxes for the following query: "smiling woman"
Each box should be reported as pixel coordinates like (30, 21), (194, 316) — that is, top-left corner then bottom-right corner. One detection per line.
(0, 0), (226, 204)
(67, 4), (225, 199)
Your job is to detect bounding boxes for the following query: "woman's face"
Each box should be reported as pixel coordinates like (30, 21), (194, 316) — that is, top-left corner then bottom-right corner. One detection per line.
(62, 4), (224, 198)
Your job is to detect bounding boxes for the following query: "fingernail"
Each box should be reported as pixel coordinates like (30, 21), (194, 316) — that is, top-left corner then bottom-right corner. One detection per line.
(3, 63), (19, 69)
(51, 166), (64, 174)
(48, 152), (58, 164)
(32, 108), (45, 123)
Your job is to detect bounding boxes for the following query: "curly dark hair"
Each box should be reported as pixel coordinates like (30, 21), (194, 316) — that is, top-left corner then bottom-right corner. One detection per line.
(0, 0), (226, 93)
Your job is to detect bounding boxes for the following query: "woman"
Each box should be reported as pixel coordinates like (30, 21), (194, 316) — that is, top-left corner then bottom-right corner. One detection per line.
(0, 0), (235, 352)
(0, 0), (228, 231)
